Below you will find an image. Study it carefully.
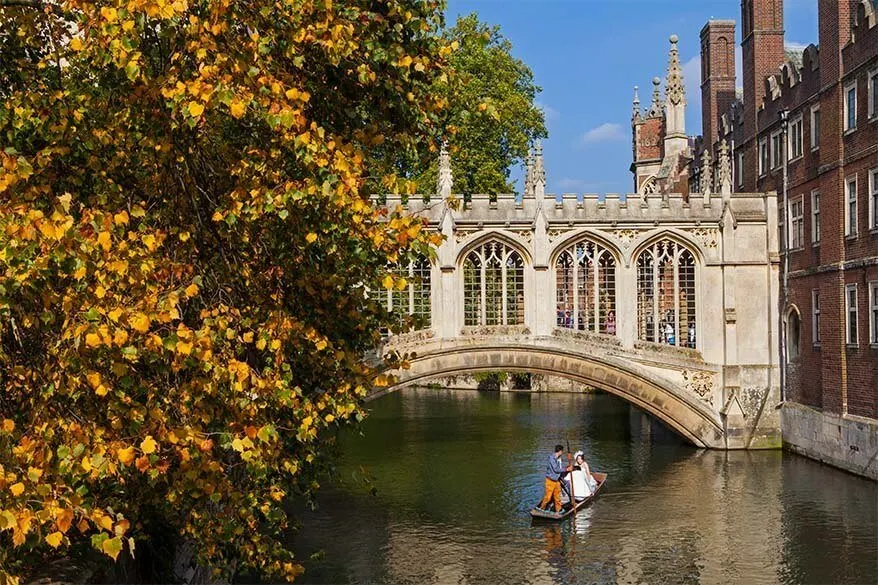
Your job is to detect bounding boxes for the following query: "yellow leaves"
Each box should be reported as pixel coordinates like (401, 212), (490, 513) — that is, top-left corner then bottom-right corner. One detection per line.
(314, 339), (327, 351)
(113, 211), (129, 225)
(188, 101), (205, 118)
(45, 532), (64, 548)
(108, 308), (123, 322)
(85, 332), (102, 347)
(112, 329), (128, 346)
(242, 331), (254, 343)
(27, 466), (42, 482)
(230, 100), (246, 118)
(97, 514), (113, 532)
(231, 438), (244, 452)
(10, 482), (24, 497)
(55, 508), (74, 534)
(395, 277), (407, 291)
(97, 231), (112, 252)
(2, 419), (14, 433)
(102, 536), (123, 561)
(305, 232), (317, 244)
(382, 274), (394, 290)
(140, 436), (157, 454)
(86, 371), (108, 395)
(141, 233), (157, 251)
(117, 446), (136, 466)
(130, 313), (150, 333)
(184, 283), (199, 298)
(95, 286), (107, 299)
(211, 211), (224, 222)
(100, 6), (118, 22)
(70, 37), (83, 51)
(176, 341), (192, 355)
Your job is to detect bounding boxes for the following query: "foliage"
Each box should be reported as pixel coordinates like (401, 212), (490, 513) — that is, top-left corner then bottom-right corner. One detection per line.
(414, 13), (547, 194)
(473, 371), (506, 391)
(0, 0), (449, 581)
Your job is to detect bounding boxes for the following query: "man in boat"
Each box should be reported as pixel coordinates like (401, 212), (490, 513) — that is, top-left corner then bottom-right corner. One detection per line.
(537, 444), (572, 514)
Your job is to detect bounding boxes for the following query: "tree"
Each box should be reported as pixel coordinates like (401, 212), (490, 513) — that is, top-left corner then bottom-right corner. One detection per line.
(0, 0), (448, 581)
(415, 13), (547, 195)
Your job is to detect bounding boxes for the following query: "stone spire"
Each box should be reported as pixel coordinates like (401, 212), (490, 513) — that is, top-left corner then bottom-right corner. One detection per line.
(717, 139), (732, 196)
(646, 77), (663, 118)
(437, 140), (453, 199)
(532, 139), (546, 203)
(524, 148), (535, 197)
(631, 86), (641, 121)
(664, 34), (687, 156)
(665, 34), (685, 107)
(700, 149), (713, 194)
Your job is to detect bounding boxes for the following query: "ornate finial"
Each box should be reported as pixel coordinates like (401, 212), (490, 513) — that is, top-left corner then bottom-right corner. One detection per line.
(665, 34), (685, 106)
(647, 77), (663, 118)
(717, 139), (732, 194)
(437, 140), (453, 198)
(632, 86), (641, 120)
(524, 148), (535, 196)
(533, 139), (545, 185)
(700, 149), (713, 194)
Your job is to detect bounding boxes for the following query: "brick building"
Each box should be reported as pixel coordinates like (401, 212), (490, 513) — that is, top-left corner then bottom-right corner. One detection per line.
(633, 0), (877, 477)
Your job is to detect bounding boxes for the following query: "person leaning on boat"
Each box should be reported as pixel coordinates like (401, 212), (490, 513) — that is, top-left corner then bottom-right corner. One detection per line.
(565, 450), (597, 500)
(538, 444), (572, 513)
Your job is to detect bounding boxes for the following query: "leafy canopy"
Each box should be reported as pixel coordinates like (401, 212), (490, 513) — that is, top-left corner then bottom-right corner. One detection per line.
(415, 13), (547, 194)
(0, 0), (448, 581)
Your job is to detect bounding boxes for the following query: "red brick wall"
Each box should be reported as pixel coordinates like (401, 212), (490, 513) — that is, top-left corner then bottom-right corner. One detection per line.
(741, 0), (785, 147)
(701, 20), (737, 149)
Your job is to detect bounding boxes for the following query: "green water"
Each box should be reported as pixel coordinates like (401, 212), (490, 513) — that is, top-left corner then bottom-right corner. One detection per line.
(290, 389), (878, 585)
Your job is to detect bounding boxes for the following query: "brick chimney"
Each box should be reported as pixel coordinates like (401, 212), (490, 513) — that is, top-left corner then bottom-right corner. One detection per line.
(740, 0), (785, 141)
(700, 20), (737, 152)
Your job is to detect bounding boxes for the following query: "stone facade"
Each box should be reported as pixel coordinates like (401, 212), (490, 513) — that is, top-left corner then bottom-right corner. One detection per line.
(781, 401), (878, 480)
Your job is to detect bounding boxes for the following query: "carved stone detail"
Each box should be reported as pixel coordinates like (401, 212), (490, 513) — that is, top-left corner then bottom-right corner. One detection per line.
(454, 230), (472, 244)
(515, 230), (533, 244)
(547, 229), (570, 243)
(614, 229), (639, 248)
(739, 386), (766, 419)
(682, 370), (715, 405)
(688, 227), (719, 249)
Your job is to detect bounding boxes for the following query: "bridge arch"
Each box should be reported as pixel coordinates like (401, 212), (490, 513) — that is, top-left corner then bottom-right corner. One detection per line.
(380, 338), (726, 448)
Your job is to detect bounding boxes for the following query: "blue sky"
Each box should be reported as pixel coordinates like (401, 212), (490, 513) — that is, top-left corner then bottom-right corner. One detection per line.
(445, 0), (819, 195)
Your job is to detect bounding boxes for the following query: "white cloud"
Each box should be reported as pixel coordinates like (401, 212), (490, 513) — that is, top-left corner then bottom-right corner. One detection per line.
(535, 101), (560, 122)
(581, 123), (625, 144)
(785, 41), (810, 54)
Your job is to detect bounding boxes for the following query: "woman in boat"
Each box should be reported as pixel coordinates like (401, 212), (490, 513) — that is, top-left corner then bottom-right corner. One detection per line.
(567, 451), (597, 499)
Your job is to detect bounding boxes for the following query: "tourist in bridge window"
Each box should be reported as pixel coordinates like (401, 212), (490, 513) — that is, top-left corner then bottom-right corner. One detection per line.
(375, 256), (432, 330)
(463, 241), (525, 326)
(554, 240), (617, 334)
(636, 240), (697, 348)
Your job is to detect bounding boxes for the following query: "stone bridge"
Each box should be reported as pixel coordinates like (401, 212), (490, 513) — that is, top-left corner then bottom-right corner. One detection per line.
(374, 145), (783, 449)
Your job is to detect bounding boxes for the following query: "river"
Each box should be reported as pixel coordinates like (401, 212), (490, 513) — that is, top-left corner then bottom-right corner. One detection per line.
(289, 388), (878, 585)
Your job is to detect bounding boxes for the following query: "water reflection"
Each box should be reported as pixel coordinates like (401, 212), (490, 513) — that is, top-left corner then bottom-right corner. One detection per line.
(290, 388), (877, 585)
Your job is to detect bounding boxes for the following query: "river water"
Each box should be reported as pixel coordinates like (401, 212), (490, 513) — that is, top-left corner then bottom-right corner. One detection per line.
(290, 388), (878, 585)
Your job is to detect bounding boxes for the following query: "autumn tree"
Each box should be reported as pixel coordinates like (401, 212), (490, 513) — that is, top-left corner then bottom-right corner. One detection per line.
(414, 13), (548, 194)
(0, 0), (449, 581)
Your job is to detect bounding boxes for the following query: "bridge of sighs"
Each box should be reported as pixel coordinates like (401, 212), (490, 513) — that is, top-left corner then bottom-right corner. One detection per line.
(374, 145), (782, 449)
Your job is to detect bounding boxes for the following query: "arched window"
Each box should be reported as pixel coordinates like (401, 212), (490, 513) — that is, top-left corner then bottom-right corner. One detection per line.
(636, 240), (697, 347)
(554, 240), (616, 334)
(376, 256), (432, 329)
(463, 241), (524, 326)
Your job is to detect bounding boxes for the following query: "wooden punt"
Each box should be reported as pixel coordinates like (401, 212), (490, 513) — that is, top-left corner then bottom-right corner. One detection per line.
(530, 471), (608, 521)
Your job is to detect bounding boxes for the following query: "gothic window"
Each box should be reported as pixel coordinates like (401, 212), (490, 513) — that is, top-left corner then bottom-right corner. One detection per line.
(554, 240), (616, 334)
(636, 240), (697, 348)
(375, 256), (432, 330)
(463, 241), (524, 326)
